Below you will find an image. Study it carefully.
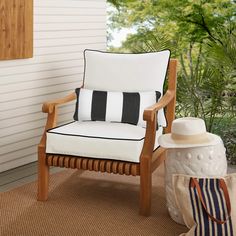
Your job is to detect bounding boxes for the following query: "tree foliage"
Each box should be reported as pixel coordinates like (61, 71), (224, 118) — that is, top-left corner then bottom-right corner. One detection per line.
(108, 0), (236, 163)
(108, 0), (236, 47)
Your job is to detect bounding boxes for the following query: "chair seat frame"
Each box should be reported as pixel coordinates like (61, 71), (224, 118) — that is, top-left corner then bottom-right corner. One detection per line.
(38, 59), (177, 216)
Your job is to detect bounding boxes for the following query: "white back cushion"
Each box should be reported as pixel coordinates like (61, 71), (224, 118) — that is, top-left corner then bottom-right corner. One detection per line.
(83, 50), (171, 127)
(83, 49), (171, 92)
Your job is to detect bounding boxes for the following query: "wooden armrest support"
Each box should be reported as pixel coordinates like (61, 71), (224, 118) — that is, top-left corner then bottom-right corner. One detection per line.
(143, 90), (175, 122)
(42, 92), (76, 113)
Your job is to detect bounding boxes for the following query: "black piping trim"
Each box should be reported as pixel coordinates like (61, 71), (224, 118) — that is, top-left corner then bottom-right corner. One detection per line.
(47, 121), (76, 132)
(47, 131), (145, 141)
(45, 153), (140, 164)
(110, 120), (144, 127)
(83, 48), (171, 55)
(83, 49), (170, 127)
(73, 88), (80, 120)
(153, 145), (160, 153)
(47, 122), (162, 143)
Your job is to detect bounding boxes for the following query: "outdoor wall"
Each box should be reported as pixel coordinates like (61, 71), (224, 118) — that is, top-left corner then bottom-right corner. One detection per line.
(0, 0), (107, 172)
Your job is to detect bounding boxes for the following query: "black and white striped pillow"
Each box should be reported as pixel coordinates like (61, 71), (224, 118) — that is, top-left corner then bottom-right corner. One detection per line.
(73, 88), (161, 127)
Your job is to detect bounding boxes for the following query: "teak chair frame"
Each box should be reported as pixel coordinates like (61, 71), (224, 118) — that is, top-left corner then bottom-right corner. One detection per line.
(38, 59), (177, 216)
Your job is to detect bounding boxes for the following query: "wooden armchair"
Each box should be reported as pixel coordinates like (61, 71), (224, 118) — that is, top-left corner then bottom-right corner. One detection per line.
(38, 50), (177, 216)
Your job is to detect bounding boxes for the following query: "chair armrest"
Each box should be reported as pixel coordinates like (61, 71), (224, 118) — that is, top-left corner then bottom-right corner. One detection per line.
(39, 92), (76, 147)
(140, 90), (175, 159)
(143, 90), (175, 122)
(42, 92), (76, 113)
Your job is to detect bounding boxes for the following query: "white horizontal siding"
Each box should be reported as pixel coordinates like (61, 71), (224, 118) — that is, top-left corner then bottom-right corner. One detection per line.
(0, 155), (38, 174)
(34, 0), (106, 8)
(35, 22), (105, 31)
(0, 74), (82, 94)
(0, 0), (107, 172)
(1, 90), (75, 111)
(34, 15), (106, 23)
(35, 8), (106, 16)
(34, 30), (106, 39)
(0, 67), (84, 85)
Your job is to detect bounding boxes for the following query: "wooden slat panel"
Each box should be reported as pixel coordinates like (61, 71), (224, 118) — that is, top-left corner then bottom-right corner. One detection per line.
(93, 160), (100, 172)
(70, 158), (76, 169)
(0, 0), (33, 60)
(106, 161), (112, 173)
(100, 160), (106, 172)
(47, 156), (53, 166)
(45, 155), (140, 177)
(124, 163), (131, 175)
(131, 164), (140, 176)
(88, 159), (94, 171)
(64, 157), (70, 168)
(76, 158), (83, 169)
(52, 156), (59, 166)
(58, 156), (64, 167)
(118, 162), (124, 175)
(112, 161), (118, 174)
(82, 159), (88, 170)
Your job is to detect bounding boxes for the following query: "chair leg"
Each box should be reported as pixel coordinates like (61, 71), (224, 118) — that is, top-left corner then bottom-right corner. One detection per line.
(37, 146), (49, 201)
(139, 156), (152, 216)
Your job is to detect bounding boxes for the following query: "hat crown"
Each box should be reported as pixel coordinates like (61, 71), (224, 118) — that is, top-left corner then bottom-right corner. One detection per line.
(158, 117), (220, 148)
(171, 117), (206, 136)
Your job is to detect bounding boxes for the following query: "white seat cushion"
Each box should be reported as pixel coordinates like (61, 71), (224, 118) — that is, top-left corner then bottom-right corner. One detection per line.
(46, 121), (163, 163)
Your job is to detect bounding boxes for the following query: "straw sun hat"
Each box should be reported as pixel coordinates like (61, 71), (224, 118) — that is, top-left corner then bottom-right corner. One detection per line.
(158, 117), (221, 148)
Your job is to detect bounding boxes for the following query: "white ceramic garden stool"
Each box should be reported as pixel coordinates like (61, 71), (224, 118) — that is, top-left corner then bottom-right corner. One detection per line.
(158, 117), (227, 225)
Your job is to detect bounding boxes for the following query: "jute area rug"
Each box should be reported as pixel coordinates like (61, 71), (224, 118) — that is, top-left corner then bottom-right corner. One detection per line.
(1, 163), (187, 236)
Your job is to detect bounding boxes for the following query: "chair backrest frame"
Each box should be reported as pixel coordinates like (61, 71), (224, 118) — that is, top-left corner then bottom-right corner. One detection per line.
(165, 59), (177, 134)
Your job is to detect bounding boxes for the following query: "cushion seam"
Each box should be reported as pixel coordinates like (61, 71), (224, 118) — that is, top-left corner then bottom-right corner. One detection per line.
(47, 131), (145, 141)
(47, 121), (76, 132)
(45, 152), (140, 163)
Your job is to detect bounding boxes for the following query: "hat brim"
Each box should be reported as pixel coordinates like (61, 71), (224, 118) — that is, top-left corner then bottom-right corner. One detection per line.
(158, 132), (221, 149)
